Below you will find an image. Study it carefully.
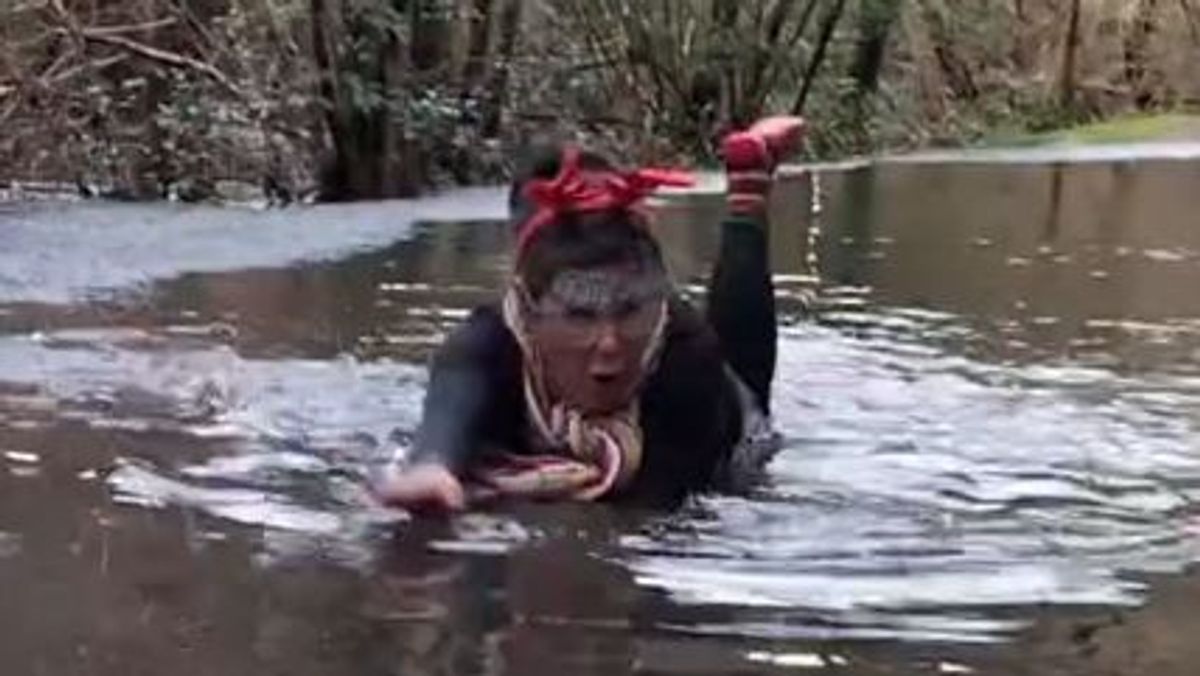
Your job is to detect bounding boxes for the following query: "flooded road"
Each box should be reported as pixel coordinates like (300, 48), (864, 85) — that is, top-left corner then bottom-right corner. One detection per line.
(2, 153), (1200, 674)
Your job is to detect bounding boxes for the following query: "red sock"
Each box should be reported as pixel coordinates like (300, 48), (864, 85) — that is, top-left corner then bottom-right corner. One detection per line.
(721, 131), (774, 217)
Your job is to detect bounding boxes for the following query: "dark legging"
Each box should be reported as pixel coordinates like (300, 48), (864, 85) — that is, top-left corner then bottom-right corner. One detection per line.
(705, 215), (777, 415)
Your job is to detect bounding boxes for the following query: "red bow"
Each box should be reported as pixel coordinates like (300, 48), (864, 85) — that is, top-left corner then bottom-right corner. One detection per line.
(516, 146), (695, 257)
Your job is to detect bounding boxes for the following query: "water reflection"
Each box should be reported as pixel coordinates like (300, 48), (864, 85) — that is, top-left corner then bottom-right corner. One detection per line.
(1, 158), (1200, 671)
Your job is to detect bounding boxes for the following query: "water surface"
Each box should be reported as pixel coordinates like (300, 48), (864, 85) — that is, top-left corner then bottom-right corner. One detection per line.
(2, 154), (1199, 673)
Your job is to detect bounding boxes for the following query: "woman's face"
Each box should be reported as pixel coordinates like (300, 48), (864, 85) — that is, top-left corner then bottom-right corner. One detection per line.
(525, 263), (667, 414)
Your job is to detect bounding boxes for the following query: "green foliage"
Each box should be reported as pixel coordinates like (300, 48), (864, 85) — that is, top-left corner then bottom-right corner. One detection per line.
(2, 0), (1198, 200)
(551, 0), (841, 160)
(988, 113), (1200, 147)
(1, 0), (322, 199)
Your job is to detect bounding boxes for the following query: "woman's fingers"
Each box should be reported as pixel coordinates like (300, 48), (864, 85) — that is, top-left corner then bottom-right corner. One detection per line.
(376, 463), (466, 512)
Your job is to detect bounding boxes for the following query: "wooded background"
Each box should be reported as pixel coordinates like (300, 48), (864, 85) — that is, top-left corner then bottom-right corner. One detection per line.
(2, 0), (1197, 201)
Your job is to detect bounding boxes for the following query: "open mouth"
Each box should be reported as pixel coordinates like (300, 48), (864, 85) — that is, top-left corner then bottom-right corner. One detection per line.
(591, 372), (619, 385)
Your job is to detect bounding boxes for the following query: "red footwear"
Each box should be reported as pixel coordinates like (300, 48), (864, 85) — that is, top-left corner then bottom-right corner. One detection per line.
(721, 116), (806, 214)
(749, 115), (807, 165)
(721, 115), (807, 172)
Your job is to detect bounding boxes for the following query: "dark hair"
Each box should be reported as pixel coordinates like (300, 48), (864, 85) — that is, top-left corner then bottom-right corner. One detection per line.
(509, 142), (666, 298)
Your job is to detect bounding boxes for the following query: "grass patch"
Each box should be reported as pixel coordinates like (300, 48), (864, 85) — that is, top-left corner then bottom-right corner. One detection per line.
(985, 113), (1200, 147)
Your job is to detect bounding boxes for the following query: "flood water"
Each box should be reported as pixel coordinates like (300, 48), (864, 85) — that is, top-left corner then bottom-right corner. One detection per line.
(2, 155), (1200, 674)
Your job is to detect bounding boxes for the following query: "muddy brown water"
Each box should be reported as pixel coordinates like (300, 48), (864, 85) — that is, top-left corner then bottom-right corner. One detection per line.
(1, 155), (1200, 674)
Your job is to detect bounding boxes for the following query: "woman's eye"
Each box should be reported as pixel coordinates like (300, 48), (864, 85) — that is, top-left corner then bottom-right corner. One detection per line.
(565, 306), (599, 322)
(614, 301), (641, 319)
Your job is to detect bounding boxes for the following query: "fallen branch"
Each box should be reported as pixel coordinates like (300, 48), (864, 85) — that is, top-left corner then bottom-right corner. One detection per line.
(164, 0), (233, 62)
(84, 18), (179, 38)
(47, 54), (128, 85)
(45, 0), (243, 99)
(514, 111), (640, 128)
(76, 29), (244, 99)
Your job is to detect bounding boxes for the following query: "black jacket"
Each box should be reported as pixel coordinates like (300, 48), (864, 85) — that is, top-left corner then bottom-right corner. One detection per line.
(410, 298), (746, 504)
(409, 214), (777, 505)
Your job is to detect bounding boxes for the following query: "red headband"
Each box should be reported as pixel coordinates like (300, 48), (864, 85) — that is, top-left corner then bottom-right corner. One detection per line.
(515, 146), (695, 258)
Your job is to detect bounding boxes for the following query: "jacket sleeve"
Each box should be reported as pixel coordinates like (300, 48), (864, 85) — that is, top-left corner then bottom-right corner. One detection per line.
(408, 306), (521, 474)
(705, 213), (777, 415)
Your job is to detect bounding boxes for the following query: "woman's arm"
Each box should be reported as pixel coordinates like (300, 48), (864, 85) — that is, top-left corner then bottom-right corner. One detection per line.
(409, 311), (503, 472)
(377, 306), (520, 510)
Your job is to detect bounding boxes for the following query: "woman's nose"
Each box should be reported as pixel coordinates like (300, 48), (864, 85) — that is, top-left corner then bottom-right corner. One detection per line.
(593, 319), (623, 355)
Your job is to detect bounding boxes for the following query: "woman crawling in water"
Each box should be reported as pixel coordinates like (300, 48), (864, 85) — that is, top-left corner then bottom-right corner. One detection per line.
(375, 116), (806, 511)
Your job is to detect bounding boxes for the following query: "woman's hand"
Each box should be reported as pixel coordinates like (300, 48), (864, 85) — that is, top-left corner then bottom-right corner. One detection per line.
(375, 462), (466, 513)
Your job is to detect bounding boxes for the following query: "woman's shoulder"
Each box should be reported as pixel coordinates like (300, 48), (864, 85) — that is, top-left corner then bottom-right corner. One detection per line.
(434, 303), (521, 368)
(657, 296), (724, 373)
(454, 303), (512, 344)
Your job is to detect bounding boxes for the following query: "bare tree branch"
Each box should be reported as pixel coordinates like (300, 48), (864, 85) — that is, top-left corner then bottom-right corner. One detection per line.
(759, 0), (821, 100)
(76, 29), (244, 99)
(83, 17), (177, 37)
(790, 0), (850, 114)
(47, 53), (127, 84)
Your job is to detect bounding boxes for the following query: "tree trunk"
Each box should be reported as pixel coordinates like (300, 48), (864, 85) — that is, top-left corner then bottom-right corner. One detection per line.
(916, 0), (978, 101)
(1124, 0), (1160, 109)
(790, 0), (850, 114)
(1181, 0), (1200, 45)
(1059, 0), (1082, 111)
(480, 0), (520, 138)
(712, 0), (739, 27)
(759, 0), (821, 102)
(848, 0), (903, 148)
(1010, 0), (1029, 72)
(410, 0), (450, 73)
(712, 0), (743, 127)
(461, 0), (494, 89)
(313, 0), (419, 201)
(745, 0), (798, 118)
(311, 0), (353, 201)
(851, 0), (903, 96)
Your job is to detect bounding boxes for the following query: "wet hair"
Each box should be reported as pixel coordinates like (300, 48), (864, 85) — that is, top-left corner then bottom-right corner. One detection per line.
(509, 142), (667, 299)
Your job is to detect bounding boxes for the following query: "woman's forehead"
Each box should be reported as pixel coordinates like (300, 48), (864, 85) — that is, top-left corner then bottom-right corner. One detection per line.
(545, 265), (667, 307)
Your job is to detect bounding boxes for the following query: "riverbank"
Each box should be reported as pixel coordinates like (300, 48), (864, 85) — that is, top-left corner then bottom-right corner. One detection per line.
(5, 113), (1200, 207)
(987, 113), (1200, 147)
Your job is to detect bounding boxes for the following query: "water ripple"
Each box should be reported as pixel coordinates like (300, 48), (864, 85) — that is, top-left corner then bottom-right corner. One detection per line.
(619, 315), (1200, 642)
(2, 293), (1199, 644)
